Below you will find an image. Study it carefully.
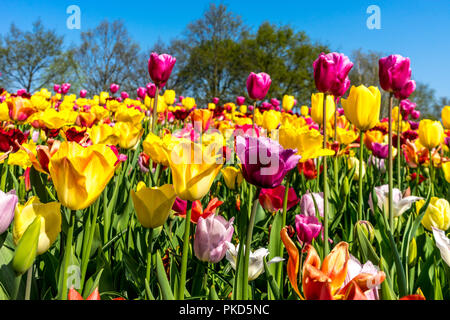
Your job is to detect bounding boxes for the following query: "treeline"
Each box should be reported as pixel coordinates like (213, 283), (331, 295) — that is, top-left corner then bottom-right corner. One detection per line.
(0, 3), (446, 118)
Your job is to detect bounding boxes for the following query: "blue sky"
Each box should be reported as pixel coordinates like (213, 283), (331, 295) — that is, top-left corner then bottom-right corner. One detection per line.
(1, 0), (449, 99)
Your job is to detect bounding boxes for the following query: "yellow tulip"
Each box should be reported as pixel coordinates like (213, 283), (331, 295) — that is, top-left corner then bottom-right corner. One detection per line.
(182, 97), (196, 109)
(300, 105), (309, 117)
(261, 110), (281, 131)
(115, 105), (144, 125)
(417, 197), (450, 231)
(443, 162), (450, 183)
(167, 140), (223, 201)
(282, 95), (295, 112)
(31, 94), (50, 111)
(48, 142), (117, 210)
(279, 126), (335, 161)
(40, 108), (75, 129)
(347, 156), (366, 181)
(341, 85), (381, 132)
(240, 105), (248, 114)
(221, 166), (243, 190)
(311, 93), (335, 125)
(91, 105), (109, 121)
(418, 119), (444, 150)
(142, 133), (172, 166)
(115, 121), (143, 150)
(99, 92), (109, 105)
(0, 102), (10, 121)
(163, 90), (176, 105)
(336, 127), (358, 145)
(442, 106), (450, 129)
(13, 196), (61, 255)
(131, 182), (176, 229)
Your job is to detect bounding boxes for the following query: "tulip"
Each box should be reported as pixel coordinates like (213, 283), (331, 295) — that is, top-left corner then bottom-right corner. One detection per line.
(300, 105), (309, 117)
(341, 85), (381, 132)
(261, 110), (281, 131)
(0, 127), (28, 153)
(194, 214), (234, 263)
(61, 83), (71, 95)
(146, 83), (157, 98)
(7, 96), (36, 122)
(369, 185), (422, 217)
(417, 197), (450, 231)
(115, 121), (143, 150)
(313, 52), (353, 97)
(53, 84), (61, 93)
(236, 96), (245, 106)
(310, 93), (335, 125)
(79, 90), (87, 98)
(120, 91), (129, 100)
(295, 214), (322, 244)
(0, 190), (18, 234)
(418, 119), (444, 150)
(411, 110), (420, 120)
(432, 227), (450, 267)
(13, 196), (61, 255)
(354, 220), (375, 243)
(395, 80), (416, 100)
(191, 109), (213, 132)
(131, 182), (177, 229)
(371, 142), (389, 159)
(225, 242), (283, 281)
(172, 197), (187, 215)
(167, 140), (223, 201)
(347, 156), (366, 181)
(221, 166), (243, 190)
(300, 191), (324, 217)
(235, 135), (300, 189)
(68, 288), (101, 300)
(282, 95), (295, 112)
(136, 87), (147, 99)
(164, 90), (176, 105)
(148, 53), (176, 88)
(259, 186), (298, 214)
(297, 159), (318, 180)
(48, 142), (118, 210)
(110, 83), (120, 94)
(442, 106), (450, 129)
(246, 72), (271, 101)
(443, 162), (450, 183)
(379, 55), (413, 94)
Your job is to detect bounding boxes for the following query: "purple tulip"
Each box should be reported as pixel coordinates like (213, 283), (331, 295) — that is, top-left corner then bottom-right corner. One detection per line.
(313, 52), (353, 97)
(246, 72), (272, 101)
(235, 135), (301, 188)
(137, 87), (147, 99)
(300, 191), (324, 217)
(61, 83), (71, 94)
(148, 52), (176, 88)
(110, 83), (120, 94)
(236, 96), (245, 106)
(379, 55), (412, 93)
(400, 99), (416, 118)
(79, 90), (87, 98)
(445, 136), (450, 149)
(146, 83), (156, 98)
(121, 91), (129, 100)
(371, 142), (389, 159)
(194, 214), (234, 263)
(0, 190), (18, 234)
(270, 98), (280, 107)
(53, 84), (61, 93)
(295, 214), (322, 245)
(408, 120), (419, 130)
(212, 97), (220, 105)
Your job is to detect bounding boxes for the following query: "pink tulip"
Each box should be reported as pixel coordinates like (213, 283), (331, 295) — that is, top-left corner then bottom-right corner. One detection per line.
(194, 214), (234, 263)
(148, 52), (176, 88)
(212, 97), (220, 105)
(295, 214), (322, 245)
(236, 96), (246, 106)
(172, 197), (187, 215)
(379, 54), (413, 94)
(300, 191), (324, 217)
(79, 90), (87, 98)
(259, 186), (298, 213)
(395, 80), (416, 100)
(313, 52), (353, 97)
(146, 83), (156, 98)
(270, 98), (280, 107)
(410, 109), (420, 120)
(246, 72), (271, 101)
(0, 190), (18, 234)
(16, 89), (27, 96)
(121, 91), (129, 100)
(53, 84), (61, 93)
(137, 87), (147, 99)
(110, 83), (120, 94)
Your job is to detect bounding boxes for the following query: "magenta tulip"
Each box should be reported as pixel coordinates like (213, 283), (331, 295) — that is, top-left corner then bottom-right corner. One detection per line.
(246, 72), (272, 101)
(313, 52), (353, 97)
(379, 54), (413, 93)
(395, 80), (416, 100)
(110, 83), (120, 94)
(146, 83), (156, 98)
(137, 87), (147, 99)
(270, 98), (280, 107)
(0, 190), (18, 234)
(121, 91), (129, 100)
(148, 52), (176, 88)
(172, 197), (187, 216)
(236, 96), (246, 106)
(61, 83), (71, 94)
(295, 214), (322, 245)
(212, 97), (219, 105)
(79, 90), (87, 98)
(410, 109), (420, 120)
(194, 214), (234, 263)
(259, 186), (299, 213)
(53, 84), (61, 93)
(16, 89), (27, 96)
(372, 143), (389, 159)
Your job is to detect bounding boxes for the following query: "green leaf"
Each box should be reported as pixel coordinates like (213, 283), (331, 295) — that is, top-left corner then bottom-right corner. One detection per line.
(12, 217), (40, 276)
(355, 223), (380, 265)
(156, 250), (174, 300)
(267, 211), (282, 299)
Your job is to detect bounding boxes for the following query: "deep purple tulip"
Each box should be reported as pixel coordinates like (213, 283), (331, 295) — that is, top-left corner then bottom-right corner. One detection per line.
(379, 55), (413, 94)
(236, 96), (246, 106)
(313, 52), (353, 97)
(246, 72), (272, 101)
(445, 136), (450, 149)
(212, 97), (220, 105)
(372, 142), (389, 159)
(53, 84), (61, 93)
(110, 83), (120, 94)
(0, 190), (18, 234)
(121, 91), (129, 100)
(194, 215), (234, 263)
(300, 191), (324, 217)
(79, 90), (87, 98)
(295, 214), (322, 245)
(146, 83), (156, 98)
(408, 120), (419, 130)
(137, 87), (147, 99)
(148, 52), (176, 88)
(235, 135), (301, 188)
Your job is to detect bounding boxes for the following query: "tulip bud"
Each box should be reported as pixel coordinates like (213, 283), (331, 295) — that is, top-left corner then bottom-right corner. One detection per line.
(236, 96), (245, 106)
(343, 176), (350, 197)
(246, 72), (271, 101)
(354, 220), (375, 244)
(79, 89), (87, 98)
(148, 52), (176, 88)
(137, 87), (147, 99)
(408, 238), (417, 266)
(12, 217), (41, 276)
(121, 91), (129, 100)
(110, 83), (120, 94)
(146, 83), (156, 98)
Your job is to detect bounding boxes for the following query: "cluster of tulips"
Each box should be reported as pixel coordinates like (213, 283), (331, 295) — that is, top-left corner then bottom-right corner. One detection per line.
(0, 51), (449, 301)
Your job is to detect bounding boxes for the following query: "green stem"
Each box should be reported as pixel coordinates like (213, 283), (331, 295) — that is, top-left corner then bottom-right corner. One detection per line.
(13, 275), (22, 300)
(358, 131), (364, 221)
(178, 201), (192, 300)
(61, 210), (76, 300)
(397, 100), (402, 190)
(242, 187), (260, 300)
(146, 228), (154, 285)
(80, 198), (100, 291)
(152, 86), (160, 133)
(429, 149), (435, 197)
(25, 266), (32, 300)
(388, 93), (394, 231)
(323, 93), (329, 256)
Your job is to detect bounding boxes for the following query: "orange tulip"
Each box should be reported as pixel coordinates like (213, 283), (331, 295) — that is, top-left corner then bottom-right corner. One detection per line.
(280, 227), (303, 299)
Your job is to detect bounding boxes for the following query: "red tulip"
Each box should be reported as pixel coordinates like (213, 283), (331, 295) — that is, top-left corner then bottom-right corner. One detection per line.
(259, 185), (298, 213)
